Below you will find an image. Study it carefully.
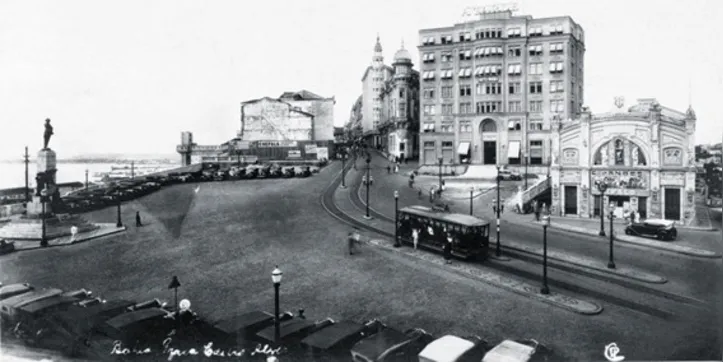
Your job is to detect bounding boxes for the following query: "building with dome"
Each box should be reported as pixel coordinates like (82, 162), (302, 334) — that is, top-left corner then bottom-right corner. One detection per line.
(550, 98), (697, 223)
(377, 41), (420, 161)
(361, 35), (395, 147)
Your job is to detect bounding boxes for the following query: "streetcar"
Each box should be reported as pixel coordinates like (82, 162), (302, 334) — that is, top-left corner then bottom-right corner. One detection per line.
(396, 205), (490, 260)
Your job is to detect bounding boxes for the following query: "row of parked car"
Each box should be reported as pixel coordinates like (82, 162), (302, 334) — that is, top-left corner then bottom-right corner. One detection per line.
(59, 162), (325, 214)
(0, 282), (552, 362)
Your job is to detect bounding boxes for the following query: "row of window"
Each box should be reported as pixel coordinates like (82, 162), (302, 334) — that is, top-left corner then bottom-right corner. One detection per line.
(423, 81), (565, 99)
(421, 24), (566, 45)
(421, 100), (565, 115)
(421, 120), (549, 135)
(421, 62), (565, 81)
(425, 43), (567, 63)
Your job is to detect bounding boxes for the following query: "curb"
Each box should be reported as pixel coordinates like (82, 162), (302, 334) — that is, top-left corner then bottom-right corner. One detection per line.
(10, 225), (127, 252)
(543, 222), (721, 259)
(489, 239), (667, 284)
(366, 238), (603, 315)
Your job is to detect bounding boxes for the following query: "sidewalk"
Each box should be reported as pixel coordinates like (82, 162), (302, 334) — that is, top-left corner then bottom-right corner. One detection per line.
(9, 223), (126, 251)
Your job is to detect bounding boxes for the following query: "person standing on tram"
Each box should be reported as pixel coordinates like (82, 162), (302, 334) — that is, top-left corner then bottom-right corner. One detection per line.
(443, 231), (453, 264)
(412, 228), (419, 250)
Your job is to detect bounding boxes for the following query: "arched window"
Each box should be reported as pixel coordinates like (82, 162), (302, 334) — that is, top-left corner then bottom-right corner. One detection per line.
(481, 119), (497, 133)
(593, 149), (602, 165)
(614, 139), (624, 165)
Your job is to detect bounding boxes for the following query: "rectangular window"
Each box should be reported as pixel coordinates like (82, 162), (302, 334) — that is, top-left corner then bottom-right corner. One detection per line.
(529, 119), (543, 131)
(441, 122), (453, 133)
(439, 69), (453, 80)
(529, 27), (543, 37)
(422, 53), (436, 63)
(507, 47), (521, 57)
(529, 140), (543, 164)
(550, 100), (564, 113)
(549, 62), (564, 73)
(529, 101), (543, 112)
(459, 102), (472, 114)
(550, 80), (564, 93)
(422, 71), (436, 81)
(442, 141), (454, 148)
(529, 81), (543, 94)
(507, 28), (521, 38)
(422, 36), (436, 45)
(459, 50), (472, 60)
(398, 103), (406, 118)
(529, 63), (542, 75)
(442, 104), (454, 115)
(508, 82), (521, 95)
(423, 122), (436, 133)
(423, 88), (435, 99)
(528, 45), (543, 56)
(459, 84), (472, 96)
(550, 24), (564, 35)
(441, 52), (452, 62)
(507, 119), (521, 131)
(507, 64), (522, 76)
(476, 101), (502, 114)
(550, 43), (564, 54)
(441, 35), (453, 44)
(459, 120), (472, 133)
(458, 67), (472, 78)
(424, 141), (435, 148)
(508, 101), (522, 112)
(441, 86), (453, 98)
(423, 105), (436, 115)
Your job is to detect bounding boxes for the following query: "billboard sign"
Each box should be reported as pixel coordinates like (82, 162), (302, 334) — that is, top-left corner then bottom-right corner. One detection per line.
(305, 144), (318, 154)
(288, 150), (302, 159)
(316, 147), (329, 160)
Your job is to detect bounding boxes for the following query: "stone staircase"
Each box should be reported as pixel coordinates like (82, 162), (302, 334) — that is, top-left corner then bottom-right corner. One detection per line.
(0, 214), (98, 240)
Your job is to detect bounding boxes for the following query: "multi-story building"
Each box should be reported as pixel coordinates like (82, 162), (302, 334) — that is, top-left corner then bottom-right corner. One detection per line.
(378, 42), (420, 161)
(361, 36), (394, 146)
(346, 94), (364, 140)
(550, 98), (697, 223)
(417, 10), (585, 167)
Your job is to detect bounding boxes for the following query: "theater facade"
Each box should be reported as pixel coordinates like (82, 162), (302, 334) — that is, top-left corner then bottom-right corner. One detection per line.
(549, 98), (697, 223)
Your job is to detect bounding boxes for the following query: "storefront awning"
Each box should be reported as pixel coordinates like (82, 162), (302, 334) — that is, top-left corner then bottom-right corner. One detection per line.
(508, 141), (520, 158)
(457, 142), (470, 155)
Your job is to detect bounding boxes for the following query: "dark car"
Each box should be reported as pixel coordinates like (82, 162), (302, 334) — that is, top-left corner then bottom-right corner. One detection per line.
(254, 318), (334, 346)
(270, 167), (284, 178)
(283, 167), (296, 178)
(214, 310), (293, 347)
(245, 167), (259, 179)
(497, 169), (522, 181)
(351, 327), (435, 362)
(625, 219), (677, 241)
(297, 166), (312, 178)
(300, 319), (385, 360)
(258, 166), (272, 178)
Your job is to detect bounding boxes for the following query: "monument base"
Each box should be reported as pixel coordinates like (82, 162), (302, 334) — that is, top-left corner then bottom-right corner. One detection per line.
(0, 214), (99, 241)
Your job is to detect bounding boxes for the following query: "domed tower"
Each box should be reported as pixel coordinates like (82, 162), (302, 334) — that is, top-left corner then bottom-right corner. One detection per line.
(372, 34), (384, 69)
(393, 40), (413, 114)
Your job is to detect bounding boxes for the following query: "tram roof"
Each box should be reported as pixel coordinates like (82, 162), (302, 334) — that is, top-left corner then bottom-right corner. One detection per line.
(399, 206), (490, 227)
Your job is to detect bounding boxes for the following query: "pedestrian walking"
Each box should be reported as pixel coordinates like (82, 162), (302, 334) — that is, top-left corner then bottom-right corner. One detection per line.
(542, 202), (548, 216)
(387, 165), (391, 174)
(412, 228), (419, 250)
(429, 187), (435, 203)
(394, 163), (399, 173)
(70, 225), (78, 242)
(135, 211), (142, 227)
(418, 188), (423, 199)
(443, 233), (453, 264)
(533, 200), (540, 221)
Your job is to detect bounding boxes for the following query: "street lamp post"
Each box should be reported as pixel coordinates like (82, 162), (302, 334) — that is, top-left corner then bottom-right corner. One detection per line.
(524, 151), (529, 190)
(272, 266), (283, 345)
(492, 166), (504, 257)
(168, 276), (181, 330)
(394, 191), (400, 247)
(469, 187), (474, 215)
(541, 215), (550, 294)
(608, 204), (616, 269)
(438, 157), (443, 190)
(596, 181), (608, 236)
(40, 187), (48, 247)
(364, 158), (371, 219)
(85, 169), (89, 190)
(116, 198), (123, 228)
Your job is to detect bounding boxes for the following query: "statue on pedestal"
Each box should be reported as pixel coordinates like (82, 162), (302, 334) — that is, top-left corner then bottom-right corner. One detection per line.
(43, 118), (54, 150)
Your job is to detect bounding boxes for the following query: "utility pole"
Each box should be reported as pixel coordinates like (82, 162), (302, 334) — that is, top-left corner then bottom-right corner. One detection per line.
(24, 146), (30, 203)
(131, 161), (135, 179)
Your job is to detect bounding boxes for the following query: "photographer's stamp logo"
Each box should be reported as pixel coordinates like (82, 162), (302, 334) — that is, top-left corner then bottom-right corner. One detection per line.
(604, 342), (625, 362)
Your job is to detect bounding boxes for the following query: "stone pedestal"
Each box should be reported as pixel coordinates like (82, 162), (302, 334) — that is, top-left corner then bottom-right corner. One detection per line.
(26, 149), (58, 217)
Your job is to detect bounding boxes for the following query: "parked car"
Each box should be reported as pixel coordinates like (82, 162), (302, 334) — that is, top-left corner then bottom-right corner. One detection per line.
(214, 310), (293, 347)
(624, 219), (677, 241)
(0, 283), (34, 300)
(201, 170), (216, 181)
(351, 327), (434, 362)
(497, 169), (522, 181)
(258, 166), (272, 178)
(482, 339), (552, 362)
(300, 319), (385, 359)
(419, 335), (490, 362)
(298, 166), (312, 178)
(229, 167), (246, 179)
(283, 167), (296, 178)
(270, 167), (284, 178)
(245, 167), (259, 179)
(254, 317), (334, 346)
(213, 170), (228, 181)
(0, 240), (15, 255)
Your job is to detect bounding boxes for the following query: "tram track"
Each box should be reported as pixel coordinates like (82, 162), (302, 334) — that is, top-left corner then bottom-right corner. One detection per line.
(321, 157), (708, 319)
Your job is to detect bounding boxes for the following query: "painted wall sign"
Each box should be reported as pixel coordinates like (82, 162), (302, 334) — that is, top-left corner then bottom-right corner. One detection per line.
(559, 170), (581, 183)
(591, 170), (648, 189)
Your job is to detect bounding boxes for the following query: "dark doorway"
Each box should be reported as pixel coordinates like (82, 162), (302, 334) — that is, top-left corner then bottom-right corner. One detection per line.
(593, 195), (601, 217)
(483, 141), (496, 165)
(638, 197), (647, 219)
(664, 188), (680, 220)
(564, 186), (578, 215)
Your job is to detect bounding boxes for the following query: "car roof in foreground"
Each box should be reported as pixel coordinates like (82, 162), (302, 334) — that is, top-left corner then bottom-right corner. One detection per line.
(300, 320), (366, 350)
(482, 340), (535, 362)
(643, 219), (675, 227)
(419, 335), (476, 362)
(351, 328), (409, 360)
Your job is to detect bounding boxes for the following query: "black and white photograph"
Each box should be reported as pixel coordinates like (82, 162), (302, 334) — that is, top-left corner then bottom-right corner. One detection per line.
(0, 1), (722, 361)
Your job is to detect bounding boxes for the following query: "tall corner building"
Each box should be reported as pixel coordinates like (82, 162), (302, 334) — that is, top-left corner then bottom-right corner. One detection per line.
(417, 10), (585, 168)
(361, 35), (394, 145)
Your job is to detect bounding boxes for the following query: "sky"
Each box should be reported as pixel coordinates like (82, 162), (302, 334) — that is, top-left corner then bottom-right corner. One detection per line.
(1, 0), (722, 160)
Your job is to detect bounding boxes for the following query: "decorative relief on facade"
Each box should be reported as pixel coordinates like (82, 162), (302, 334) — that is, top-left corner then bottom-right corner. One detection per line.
(591, 170), (648, 189)
(593, 139), (647, 166)
(687, 191), (694, 205)
(579, 185), (589, 216)
(560, 170), (581, 183)
(662, 147), (683, 165)
(562, 148), (578, 165)
(635, 129), (649, 141)
(660, 172), (685, 186)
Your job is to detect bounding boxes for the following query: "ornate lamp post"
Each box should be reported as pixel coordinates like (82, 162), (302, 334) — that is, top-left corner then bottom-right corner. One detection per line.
(364, 158), (371, 219)
(608, 203), (616, 269)
(272, 266), (283, 345)
(595, 181), (608, 236)
(40, 187), (48, 247)
(541, 215), (551, 294)
(492, 166), (505, 257)
(394, 191), (400, 247)
(469, 187), (474, 215)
